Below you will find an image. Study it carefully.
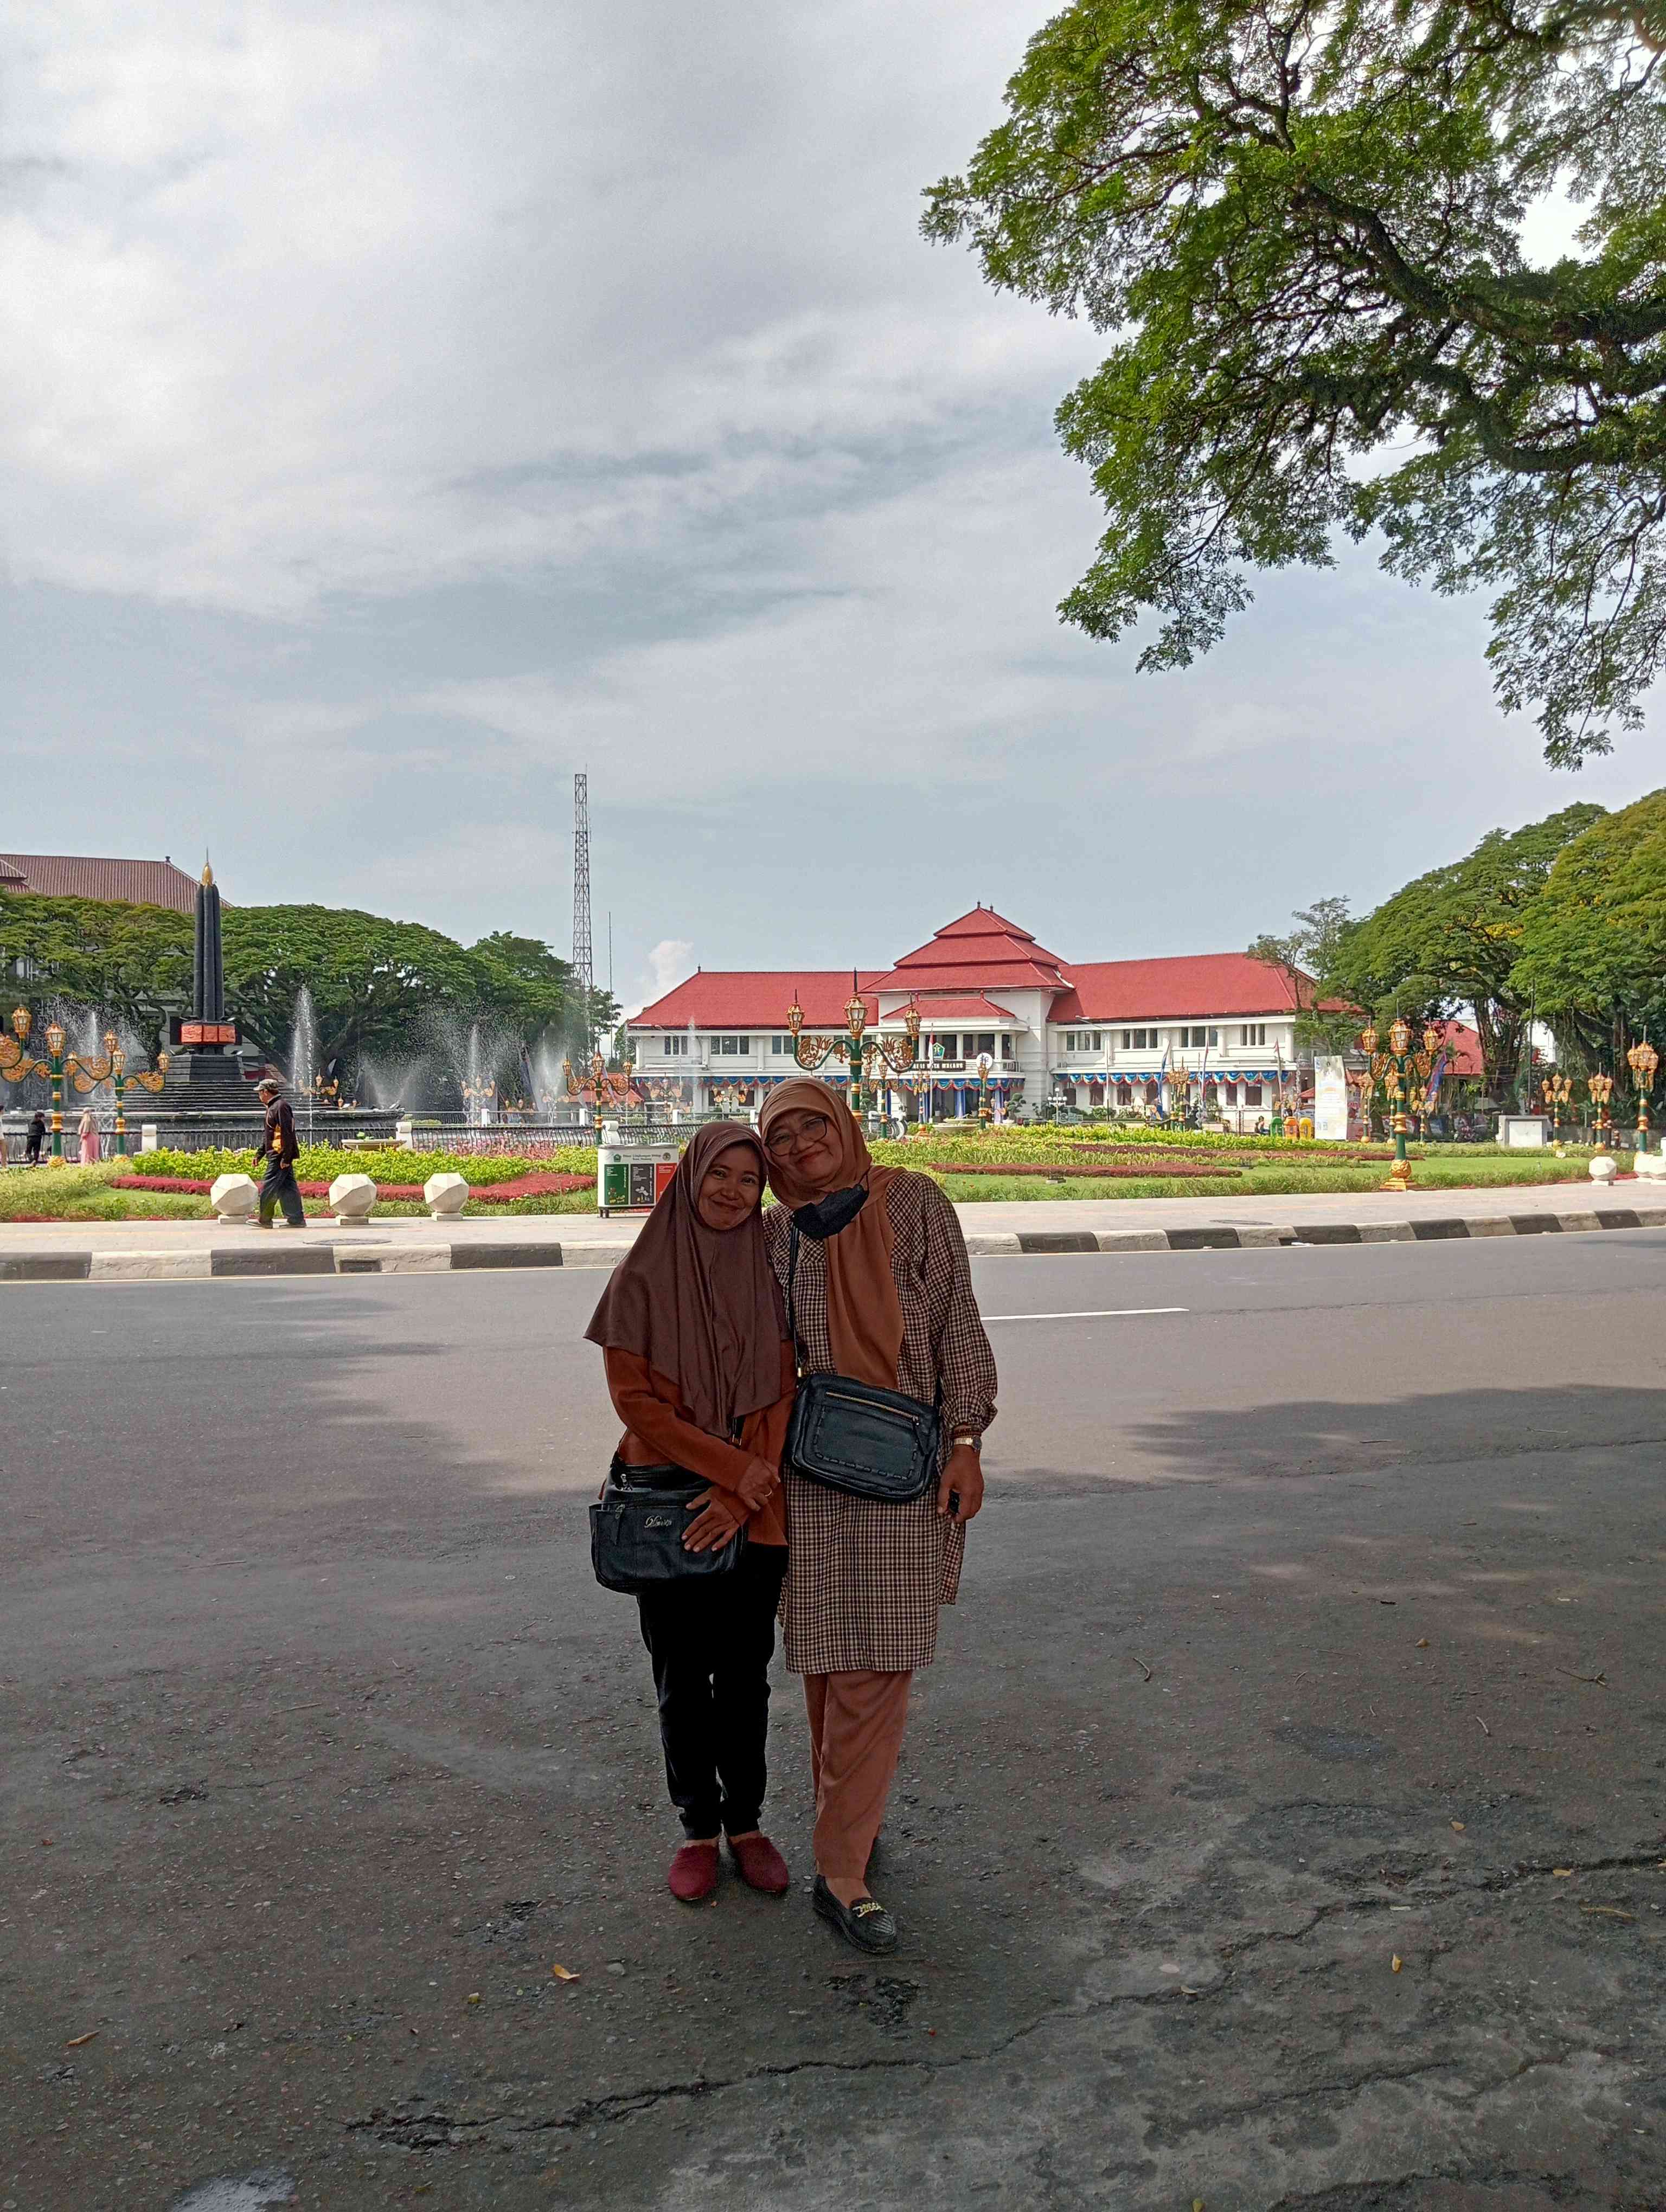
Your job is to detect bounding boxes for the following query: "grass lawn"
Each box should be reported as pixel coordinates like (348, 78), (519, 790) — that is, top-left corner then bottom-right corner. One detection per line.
(0, 1141), (1615, 1223)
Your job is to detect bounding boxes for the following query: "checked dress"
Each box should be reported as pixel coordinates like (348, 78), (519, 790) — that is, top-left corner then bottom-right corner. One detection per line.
(762, 1169), (998, 1674)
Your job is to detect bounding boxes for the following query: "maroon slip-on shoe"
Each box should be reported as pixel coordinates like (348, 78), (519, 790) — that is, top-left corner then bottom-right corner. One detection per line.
(727, 1832), (790, 1896)
(668, 1841), (720, 1904)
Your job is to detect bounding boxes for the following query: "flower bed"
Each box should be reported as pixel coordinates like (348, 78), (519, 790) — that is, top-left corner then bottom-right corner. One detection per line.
(111, 1171), (590, 1203)
(920, 1158), (1243, 1180)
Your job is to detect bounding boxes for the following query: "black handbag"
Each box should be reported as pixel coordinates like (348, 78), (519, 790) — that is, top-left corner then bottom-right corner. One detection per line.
(784, 1222), (939, 1503)
(589, 1457), (746, 1594)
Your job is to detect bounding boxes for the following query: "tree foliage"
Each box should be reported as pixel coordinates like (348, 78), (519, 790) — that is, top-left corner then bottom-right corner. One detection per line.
(1247, 896), (1360, 1049)
(1, 896), (617, 1081)
(925, 0), (1666, 763)
(1322, 801), (1606, 1092)
(1510, 786), (1666, 1069)
(0, 895), (190, 1051)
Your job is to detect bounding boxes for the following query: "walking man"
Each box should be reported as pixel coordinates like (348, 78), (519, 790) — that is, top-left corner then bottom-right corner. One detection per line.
(253, 1077), (306, 1229)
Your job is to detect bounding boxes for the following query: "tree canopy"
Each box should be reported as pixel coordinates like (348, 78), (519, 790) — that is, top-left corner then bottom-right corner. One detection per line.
(0, 895), (617, 1083)
(1321, 801), (1607, 1092)
(924, 0), (1666, 764)
(1510, 786), (1666, 1069)
(1248, 896), (1360, 1050)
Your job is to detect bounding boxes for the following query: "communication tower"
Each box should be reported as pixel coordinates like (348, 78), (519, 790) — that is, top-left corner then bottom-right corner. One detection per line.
(572, 772), (594, 1058)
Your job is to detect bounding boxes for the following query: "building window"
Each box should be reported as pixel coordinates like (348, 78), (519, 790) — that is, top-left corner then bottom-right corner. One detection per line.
(712, 1036), (751, 1056)
(661, 1034), (689, 1057)
(1120, 1028), (1156, 1052)
(1208, 1027), (1220, 1047)
(1000, 1034), (1015, 1061)
(1245, 1082), (1263, 1105)
(1176, 1026), (1210, 1049)
(1240, 1024), (1267, 1047)
(769, 1035), (793, 1056)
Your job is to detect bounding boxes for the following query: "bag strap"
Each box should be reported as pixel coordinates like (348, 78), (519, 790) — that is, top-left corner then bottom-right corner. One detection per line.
(786, 1220), (804, 1377)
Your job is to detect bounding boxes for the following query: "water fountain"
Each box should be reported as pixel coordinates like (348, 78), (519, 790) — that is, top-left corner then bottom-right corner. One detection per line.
(289, 986), (319, 1144)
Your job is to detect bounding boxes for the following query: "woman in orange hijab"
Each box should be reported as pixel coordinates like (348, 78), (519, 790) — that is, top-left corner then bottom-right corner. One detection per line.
(587, 1123), (796, 1906)
(758, 1077), (997, 1953)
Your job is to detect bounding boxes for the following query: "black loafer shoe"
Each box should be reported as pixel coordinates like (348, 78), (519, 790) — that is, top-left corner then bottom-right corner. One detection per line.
(813, 1874), (898, 1954)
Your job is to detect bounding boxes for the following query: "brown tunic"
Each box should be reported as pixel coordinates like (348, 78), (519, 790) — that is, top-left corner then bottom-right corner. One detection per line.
(763, 1170), (997, 1673)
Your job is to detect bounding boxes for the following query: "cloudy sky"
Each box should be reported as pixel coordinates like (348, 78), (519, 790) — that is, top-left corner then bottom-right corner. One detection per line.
(3, 0), (1658, 1014)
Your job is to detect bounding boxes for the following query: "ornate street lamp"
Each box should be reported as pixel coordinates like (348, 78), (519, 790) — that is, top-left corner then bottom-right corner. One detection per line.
(1540, 1071), (1575, 1143)
(786, 979), (920, 1117)
(1588, 1071), (1615, 1148)
(1, 1006), (48, 1099)
(973, 1053), (994, 1125)
(1360, 1018), (1443, 1191)
(563, 1048), (635, 1118)
(1626, 1040), (1658, 1144)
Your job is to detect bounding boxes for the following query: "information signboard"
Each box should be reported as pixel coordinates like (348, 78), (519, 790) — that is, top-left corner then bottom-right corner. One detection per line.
(1313, 1056), (1350, 1141)
(598, 1147), (680, 1216)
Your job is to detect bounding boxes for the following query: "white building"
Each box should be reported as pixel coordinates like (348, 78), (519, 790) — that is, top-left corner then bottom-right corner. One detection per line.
(626, 908), (1317, 1123)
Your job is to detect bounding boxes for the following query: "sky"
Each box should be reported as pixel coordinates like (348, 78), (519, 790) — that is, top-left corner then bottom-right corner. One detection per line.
(3, 0), (1660, 1019)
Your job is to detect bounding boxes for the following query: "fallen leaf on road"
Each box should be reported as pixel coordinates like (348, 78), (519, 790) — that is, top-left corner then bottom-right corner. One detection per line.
(1553, 1868), (1575, 1878)
(1391, 1955), (1402, 1972)
(550, 1964), (580, 1982)
(1554, 1668), (1607, 1686)
(1581, 1905), (1633, 1920)
(1450, 1821), (1466, 1832)
(466, 1992), (482, 2005)
(65, 2032), (98, 2048)
(1415, 1638), (1429, 1649)
(1379, 1599), (1397, 1606)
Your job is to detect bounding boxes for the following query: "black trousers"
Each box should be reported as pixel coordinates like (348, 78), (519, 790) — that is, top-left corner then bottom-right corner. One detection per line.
(636, 1542), (787, 1840)
(258, 1159), (306, 1226)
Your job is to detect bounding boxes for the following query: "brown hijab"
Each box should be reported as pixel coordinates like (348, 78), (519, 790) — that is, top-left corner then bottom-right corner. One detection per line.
(585, 1123), (786, 1438)
(759, 1078), (905, 1392)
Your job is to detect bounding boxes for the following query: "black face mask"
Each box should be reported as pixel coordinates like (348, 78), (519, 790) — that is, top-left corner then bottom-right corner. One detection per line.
(791, 1182), (870, 1240)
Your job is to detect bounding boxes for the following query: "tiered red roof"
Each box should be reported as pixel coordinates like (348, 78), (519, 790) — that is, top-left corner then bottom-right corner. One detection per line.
(629, 908), (1313, 1032)
(0, 852), (200, 912)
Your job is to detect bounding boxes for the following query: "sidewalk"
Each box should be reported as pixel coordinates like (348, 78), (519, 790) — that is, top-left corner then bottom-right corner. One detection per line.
(2, 1175), (1661, 1281)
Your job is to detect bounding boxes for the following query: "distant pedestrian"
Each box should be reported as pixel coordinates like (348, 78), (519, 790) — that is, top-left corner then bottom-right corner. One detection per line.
(77, 1107), (101, 1165)
(253, 1078), (306, 1228)
(25, 1111), (46, 1166)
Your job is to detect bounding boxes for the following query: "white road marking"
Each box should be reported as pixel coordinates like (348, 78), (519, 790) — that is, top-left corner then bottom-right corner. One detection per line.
(984, 1307), (1188, 1322)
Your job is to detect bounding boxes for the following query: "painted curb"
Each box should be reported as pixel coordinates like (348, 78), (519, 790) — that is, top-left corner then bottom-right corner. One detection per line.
(2, 1208), (1662, 1284)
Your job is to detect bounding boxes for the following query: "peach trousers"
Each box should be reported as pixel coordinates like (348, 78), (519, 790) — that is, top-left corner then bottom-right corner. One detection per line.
(803, 1669), (912, 1881)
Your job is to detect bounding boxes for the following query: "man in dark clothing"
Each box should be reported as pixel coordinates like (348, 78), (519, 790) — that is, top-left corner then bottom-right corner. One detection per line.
(253, 1078), (306, 1228)
(25, 1111), (47, 1166)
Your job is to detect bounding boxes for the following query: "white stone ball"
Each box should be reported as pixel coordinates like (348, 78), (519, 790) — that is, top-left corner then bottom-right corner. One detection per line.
(209, 1172), (259, 1219)
(424, 1172), (469, 1216)
(1588, 1153), (1618, 1185)
(328, 1172), (377, 1219)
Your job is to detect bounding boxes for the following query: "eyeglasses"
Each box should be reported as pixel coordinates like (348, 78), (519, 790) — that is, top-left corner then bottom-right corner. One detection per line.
(764, 1111), (831, 1159)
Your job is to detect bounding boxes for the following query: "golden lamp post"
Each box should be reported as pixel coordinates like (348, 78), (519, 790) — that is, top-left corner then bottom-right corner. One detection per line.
(786, 980), (920, 1116)
(1626, 1040), (1658, 1144)
(1, 1009), (168, 1158)
(1587, 1071), (1615, 1148)
(1360, 1018), (1442, 1192)
(1540, 1071), (1575, 1143)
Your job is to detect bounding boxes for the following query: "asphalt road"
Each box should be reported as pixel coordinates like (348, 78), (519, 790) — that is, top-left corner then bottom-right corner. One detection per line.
(3, 1233), (1664, 2211)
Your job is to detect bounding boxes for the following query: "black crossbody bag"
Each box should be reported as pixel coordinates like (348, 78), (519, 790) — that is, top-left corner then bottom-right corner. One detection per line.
(589, 1455), (746, 1593)
(784, 1219), (939, 1504)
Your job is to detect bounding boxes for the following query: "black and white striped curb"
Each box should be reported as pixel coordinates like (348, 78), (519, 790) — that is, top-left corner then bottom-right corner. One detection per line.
(2, 1204), (1663, 1283)
(964, 1204), (1666, 1257)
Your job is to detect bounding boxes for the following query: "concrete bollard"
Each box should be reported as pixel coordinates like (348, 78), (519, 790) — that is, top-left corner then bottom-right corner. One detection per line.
(328, 1172), (377, 1223)
(1588, 1152), (1618, 1185)
(210, 1172), (259, 1221)
(424, 1172), (469, 1218)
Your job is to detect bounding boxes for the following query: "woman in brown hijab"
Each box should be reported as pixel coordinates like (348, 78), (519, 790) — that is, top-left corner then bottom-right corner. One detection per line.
(758, 1077), (997, 1953)
(586, 1123), (796, 1905)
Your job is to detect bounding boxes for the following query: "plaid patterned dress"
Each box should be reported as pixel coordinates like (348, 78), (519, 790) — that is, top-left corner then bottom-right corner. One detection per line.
(763, 1171), (998, 1673)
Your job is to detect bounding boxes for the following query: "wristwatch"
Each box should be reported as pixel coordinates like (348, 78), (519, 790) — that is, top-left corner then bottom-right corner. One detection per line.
(950, 1428), (983, 1452)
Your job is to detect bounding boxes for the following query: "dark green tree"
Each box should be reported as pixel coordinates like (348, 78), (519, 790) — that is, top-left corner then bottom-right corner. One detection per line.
(1323, 801), (1606, 1094)
(222, 906), (483, 1067)
(1510, 787), (1666, 1081)
(924, 0), (1666, 764)
(0, 895), (190, 1052)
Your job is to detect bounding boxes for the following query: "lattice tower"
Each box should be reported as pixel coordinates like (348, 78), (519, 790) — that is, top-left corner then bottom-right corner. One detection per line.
(572, 771), (594, 1058)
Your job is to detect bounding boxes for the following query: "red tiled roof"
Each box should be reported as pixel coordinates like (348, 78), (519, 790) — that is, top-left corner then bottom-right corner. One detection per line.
(0, 853), (200, 913)
(1058, 954), (1316, 1021)
(870, 905), (1068, 993)
(630, 972), (882, 1030)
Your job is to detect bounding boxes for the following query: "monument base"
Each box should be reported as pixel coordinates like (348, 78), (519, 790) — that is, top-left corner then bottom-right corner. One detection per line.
(156, 1047), (266, 1111)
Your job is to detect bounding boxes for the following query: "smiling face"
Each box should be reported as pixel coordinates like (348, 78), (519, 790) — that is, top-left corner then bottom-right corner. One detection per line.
(694, 1148), (763, 1232)
(762, 1105), (844, 1194)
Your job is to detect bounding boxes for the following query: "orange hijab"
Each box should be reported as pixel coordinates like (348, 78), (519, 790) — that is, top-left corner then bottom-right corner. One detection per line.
(759, 1078), (905, 1391)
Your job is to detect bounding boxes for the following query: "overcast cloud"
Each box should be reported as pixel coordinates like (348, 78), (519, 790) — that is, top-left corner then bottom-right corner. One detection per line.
(2, 0), (1658, 1014)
